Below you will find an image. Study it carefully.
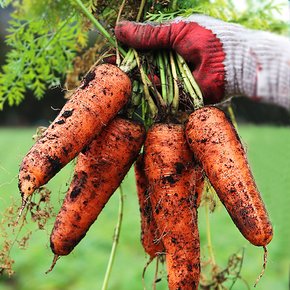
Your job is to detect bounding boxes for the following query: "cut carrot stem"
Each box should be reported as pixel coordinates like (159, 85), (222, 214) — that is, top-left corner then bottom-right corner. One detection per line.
(119, 49), (137, 73)
(227, 104), (238, 129)
(169, 51), (179, 113)
(133, 50), (158, 118)
(175, 53), (203, 109)
(176, 54), (203, 102)
(157, 52), (167, 103)
(164, 52), (174, 105)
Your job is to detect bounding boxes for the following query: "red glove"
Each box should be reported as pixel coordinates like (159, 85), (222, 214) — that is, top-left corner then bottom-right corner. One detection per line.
(115, 15), (290, 108)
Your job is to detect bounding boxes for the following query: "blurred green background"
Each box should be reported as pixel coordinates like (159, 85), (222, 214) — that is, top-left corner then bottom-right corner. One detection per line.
(0, 123), (289, 290)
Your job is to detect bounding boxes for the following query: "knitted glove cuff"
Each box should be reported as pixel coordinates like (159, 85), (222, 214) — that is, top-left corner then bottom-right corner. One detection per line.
(180, 15), (290, 109)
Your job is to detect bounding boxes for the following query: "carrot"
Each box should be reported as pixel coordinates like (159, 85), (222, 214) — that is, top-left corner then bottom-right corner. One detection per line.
(185, 106), (273, 246)
(50, 117), (145, 256)
(134, 154), (165, 260)
(144, 123), (201, 290)
(18, 64), (131, 202)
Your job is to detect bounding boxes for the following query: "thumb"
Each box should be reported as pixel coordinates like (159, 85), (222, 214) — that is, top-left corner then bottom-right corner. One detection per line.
(115, 21), (174, 50)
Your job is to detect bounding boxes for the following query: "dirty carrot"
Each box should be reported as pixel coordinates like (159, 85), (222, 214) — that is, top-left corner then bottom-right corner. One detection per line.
(18, 64), (131, 203)
(185, 106), (273, 246)
(144, 123), (201, 290)
(49, 117), (145, 258)
(134, 154), (165, 260)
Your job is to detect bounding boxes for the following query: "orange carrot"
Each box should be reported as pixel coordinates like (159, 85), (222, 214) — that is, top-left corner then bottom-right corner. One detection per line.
(134, 154), (165, 260)
(50, 117), (145, 256)
(144, 123), (201, 290)
(18, 64), (131, 202)
(185, 106), (273, 246)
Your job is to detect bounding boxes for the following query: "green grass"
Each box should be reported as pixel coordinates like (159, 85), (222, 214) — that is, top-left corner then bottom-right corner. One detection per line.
(0, 125), (289, 290)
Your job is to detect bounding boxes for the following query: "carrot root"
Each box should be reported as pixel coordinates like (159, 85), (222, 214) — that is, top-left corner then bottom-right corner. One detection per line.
(134, 154), (165, 260)
(185, 106), (273, 247)
(144, 123), (201, 290)
(50, 117), (145, 256)
(45, 255), (60, 274)
(254, 246), (268, 287)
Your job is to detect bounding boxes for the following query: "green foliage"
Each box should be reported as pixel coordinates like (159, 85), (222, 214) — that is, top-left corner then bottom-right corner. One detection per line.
(181, 0), (289, 33)
(0, 0), (90, 109)
(177, 0), (210, 10)
(147, 0), (288, 34)
(0, 0), (12, 8)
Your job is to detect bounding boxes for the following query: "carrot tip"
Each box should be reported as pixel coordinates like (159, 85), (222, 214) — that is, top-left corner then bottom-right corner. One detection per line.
(15, 197), (28, 224)
(254, 246), (268, 287)
(45, 255), (60, 274)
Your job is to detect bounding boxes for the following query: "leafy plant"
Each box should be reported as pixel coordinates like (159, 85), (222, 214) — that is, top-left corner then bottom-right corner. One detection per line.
(0, 1), (90, 109)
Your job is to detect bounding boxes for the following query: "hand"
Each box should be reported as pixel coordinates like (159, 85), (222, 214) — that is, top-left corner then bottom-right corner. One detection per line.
(115, 15), (290, 108)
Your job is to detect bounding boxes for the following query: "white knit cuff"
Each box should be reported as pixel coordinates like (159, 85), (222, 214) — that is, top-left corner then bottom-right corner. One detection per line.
(180, 15), (290, 109)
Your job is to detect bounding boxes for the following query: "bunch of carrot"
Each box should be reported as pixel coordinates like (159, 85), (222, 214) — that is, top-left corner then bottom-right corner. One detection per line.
(17, 47), (273, 290)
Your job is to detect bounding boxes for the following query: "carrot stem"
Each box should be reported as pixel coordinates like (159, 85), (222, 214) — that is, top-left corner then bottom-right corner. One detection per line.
(73, 0), (127, 57)
(169, 51), (179, 113)
(227, 104), (238, 130)
(119, 49), (137, 72)
(175, 53), (203, 109)
(133, 50), (159, 118)
(164, 52), (174, 105)
(119, 0), (146, 71)
(115, 0), (127, 67)
(136, 0), (147, 22)
(171, 0), (178, 10)
(157, 52), (167, 103)
(101, 186), (124, 290)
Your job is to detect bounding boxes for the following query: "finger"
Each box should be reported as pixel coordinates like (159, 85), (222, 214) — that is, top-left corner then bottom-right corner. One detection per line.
(115, 20), (176, 50)
(115, 20), (201, 65)
(115, 19), (209, 64)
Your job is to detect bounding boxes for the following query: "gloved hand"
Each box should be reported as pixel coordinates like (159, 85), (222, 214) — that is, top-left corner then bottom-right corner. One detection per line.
(115, 14), (290, 108)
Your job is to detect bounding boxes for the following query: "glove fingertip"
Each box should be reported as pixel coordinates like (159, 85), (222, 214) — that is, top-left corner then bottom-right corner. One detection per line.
(115, 21), (140, 47)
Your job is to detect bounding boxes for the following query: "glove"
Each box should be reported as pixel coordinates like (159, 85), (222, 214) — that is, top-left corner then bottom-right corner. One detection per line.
(115, 14), (290, 108)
